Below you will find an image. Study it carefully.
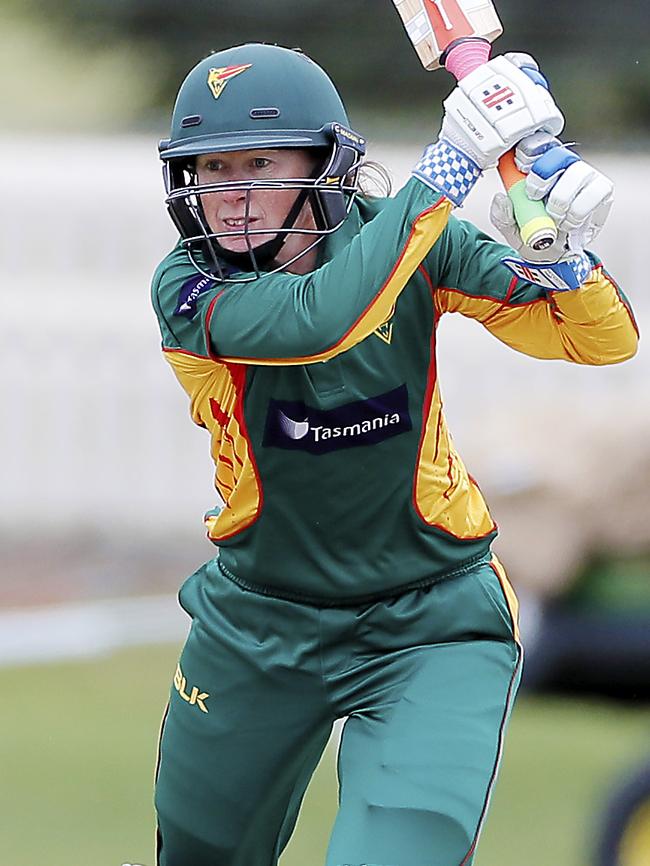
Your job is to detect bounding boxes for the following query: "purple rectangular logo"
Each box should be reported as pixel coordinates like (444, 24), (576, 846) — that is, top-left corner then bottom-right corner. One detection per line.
(263, 384), (412, 454)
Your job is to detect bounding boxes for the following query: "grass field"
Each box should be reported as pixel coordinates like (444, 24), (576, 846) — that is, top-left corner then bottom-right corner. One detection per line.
(2, 642), (649, 866)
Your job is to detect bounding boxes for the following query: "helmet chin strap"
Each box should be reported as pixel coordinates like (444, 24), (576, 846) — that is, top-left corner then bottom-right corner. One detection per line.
(213, 187), (311, 271)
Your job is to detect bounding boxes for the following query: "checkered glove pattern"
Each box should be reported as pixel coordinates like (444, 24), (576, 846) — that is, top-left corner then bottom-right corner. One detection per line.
(412, 141), (482, 207)
(571, 252), (593, 287)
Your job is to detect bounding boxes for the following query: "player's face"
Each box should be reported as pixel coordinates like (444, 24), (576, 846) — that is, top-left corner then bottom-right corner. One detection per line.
(196, 149), (318, 270)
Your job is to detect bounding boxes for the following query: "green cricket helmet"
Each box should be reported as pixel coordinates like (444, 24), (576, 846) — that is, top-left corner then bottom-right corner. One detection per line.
(159, 43), (367, 280)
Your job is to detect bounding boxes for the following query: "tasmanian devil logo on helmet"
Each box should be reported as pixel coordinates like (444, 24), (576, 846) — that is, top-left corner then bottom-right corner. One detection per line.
(207, 64), (253, 100)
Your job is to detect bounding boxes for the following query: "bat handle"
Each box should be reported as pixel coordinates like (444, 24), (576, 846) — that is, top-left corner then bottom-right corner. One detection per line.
(443, 38), (557, 252)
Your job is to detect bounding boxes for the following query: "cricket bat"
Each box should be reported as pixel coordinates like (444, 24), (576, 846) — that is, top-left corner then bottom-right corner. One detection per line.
(391, 0), (557, 251)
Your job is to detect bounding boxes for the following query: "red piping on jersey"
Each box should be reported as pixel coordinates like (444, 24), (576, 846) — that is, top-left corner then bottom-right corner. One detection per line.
(207, 362), (264, 543)
(225, 434), (245, 468)
(215, 477), (235, 496)
(436, 284), (547, 308)
(504, 274), (518, 305)
(209, 397), (230, 427)
(206, 201), (448, 364)
(442, 452), (454, 501)
(210, 400), (246, 469)
(432, 411), (443, 466)
(163, 345), (260, 535)
(411, 286), (496, 541)
(418, 260), (532, 312)
(418, 263), (434, 290)
(219, 422), (244, 464)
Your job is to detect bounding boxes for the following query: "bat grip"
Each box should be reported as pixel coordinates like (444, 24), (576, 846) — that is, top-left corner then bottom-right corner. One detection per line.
(443, 38), (557, 252)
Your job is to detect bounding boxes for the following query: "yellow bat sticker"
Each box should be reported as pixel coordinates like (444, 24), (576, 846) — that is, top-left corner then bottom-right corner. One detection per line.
(207, 64), (253, 100)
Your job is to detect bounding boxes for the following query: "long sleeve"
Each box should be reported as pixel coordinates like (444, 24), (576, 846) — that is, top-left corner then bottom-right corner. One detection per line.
(429, 217), (639, 365)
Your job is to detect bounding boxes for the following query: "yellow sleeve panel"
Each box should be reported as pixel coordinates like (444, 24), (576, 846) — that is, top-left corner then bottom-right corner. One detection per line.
(435, 267), (639, 365)
(413, 381), (496, 539)
(163, 349), (262, 541)
(214, 199), (453, 367)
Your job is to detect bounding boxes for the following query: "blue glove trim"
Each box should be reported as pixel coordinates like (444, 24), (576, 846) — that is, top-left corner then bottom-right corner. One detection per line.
(412, 141), (482, 207)
(531, 146), (581, 180)
(501, 252), (592, 291)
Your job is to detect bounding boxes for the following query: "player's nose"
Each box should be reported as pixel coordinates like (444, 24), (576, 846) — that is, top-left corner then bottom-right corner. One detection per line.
(219, 186), (248, 204)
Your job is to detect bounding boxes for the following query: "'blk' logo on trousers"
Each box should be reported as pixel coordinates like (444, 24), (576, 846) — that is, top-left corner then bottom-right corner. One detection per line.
(173, 664), (209, 713)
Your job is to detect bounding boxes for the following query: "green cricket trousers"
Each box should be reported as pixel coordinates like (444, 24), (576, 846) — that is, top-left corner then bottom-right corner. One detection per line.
(154, 552), (522, 866)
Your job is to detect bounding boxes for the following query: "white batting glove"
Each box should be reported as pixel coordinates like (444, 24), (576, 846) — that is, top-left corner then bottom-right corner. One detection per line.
(413, 53), (563, 207)
(516, 132), (615, 249)
(491, 133), (614, 259)
(440, 53), (564, 170)
(491, 189), (595, 290)
(492, 135), (611, 292)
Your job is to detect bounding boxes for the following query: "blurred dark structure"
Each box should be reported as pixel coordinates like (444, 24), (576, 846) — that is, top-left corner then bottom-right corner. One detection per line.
(522, 553), (650, 702)
(9, 0), (650, 145)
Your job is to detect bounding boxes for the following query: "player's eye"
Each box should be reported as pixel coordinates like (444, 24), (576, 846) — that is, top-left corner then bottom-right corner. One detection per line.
(253, 157), (271, 169)
(202, 160), (223, 173)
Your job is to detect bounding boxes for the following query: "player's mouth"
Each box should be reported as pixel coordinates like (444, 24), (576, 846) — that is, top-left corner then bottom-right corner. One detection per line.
(220, 216), (261, 229)
(215, 215), (276, 252)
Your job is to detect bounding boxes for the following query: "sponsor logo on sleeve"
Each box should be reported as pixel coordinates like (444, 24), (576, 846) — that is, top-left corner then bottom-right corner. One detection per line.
(174, 275), (216, 319)
(263, 384), (412, 454)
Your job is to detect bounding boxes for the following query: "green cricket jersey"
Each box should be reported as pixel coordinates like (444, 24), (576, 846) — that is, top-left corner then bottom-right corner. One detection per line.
(152, 177), (638, 603)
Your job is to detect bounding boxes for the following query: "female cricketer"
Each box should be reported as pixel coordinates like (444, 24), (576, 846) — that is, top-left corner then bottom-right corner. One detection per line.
(151, 42), (638, 866)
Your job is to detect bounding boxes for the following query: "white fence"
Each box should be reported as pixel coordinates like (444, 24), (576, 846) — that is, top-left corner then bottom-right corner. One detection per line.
(1, 136), (647, 537)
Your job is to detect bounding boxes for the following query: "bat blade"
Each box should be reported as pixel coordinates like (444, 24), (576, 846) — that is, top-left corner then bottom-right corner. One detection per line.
(393, 0), (503, 70)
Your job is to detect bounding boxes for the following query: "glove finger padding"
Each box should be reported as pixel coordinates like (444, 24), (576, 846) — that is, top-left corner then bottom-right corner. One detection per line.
(526, 150), (614, 244)
(582, 195), (615, 245)
(548, 167), (614, 230)
(489, 192), (519, 247)
(514, 131), (562, 174)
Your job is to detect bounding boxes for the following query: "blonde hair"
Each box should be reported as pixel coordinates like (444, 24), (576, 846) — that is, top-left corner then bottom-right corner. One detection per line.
(357, 159), (393, 199)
